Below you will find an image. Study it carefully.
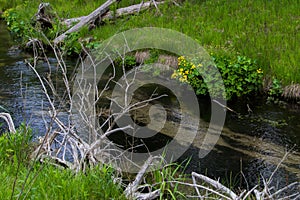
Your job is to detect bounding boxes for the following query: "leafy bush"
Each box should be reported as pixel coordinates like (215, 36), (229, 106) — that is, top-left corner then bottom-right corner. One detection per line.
(266, 77), (284, 103)
(268, 78), (283, 97)
(172, 54), (264, 100)
(0, 123), (32, 164)
(2, 8), (28, 38)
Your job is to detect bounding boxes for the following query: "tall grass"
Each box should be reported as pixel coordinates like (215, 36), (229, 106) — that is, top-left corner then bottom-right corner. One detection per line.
(1, 0), (299, 83)
(0, 125), (126, 200)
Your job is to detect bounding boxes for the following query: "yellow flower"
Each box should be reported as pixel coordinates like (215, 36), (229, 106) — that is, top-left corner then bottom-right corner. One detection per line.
(179, 68), (184, 72)
(197, 64), (203, 67)
(191, 65), (196, 69)
(178, 56), (185, 62)
(183, 75), (188, 80)
(185, 70), (189, 74)
(257, 69), (263, 74)
(171, 72), (178, 79)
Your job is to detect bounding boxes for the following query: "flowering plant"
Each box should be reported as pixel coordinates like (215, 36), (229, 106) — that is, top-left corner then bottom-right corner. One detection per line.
(171, 54), (264, 100)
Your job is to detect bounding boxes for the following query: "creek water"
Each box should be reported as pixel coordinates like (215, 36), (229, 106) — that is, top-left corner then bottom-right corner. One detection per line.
(0, 21), (299, 191)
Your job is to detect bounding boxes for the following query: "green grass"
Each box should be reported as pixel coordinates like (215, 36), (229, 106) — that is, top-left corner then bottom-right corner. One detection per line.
(1, 164), (126, 199)
(90, 0), (300, 84)
(0, 125), (126, 200)
(1, 0), (299, 84)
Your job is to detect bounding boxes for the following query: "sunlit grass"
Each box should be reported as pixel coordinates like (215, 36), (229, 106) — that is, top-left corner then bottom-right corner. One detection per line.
(0, 125), (126, 200)
(90, 0), (299, 83)
(1, 0), (299, 83)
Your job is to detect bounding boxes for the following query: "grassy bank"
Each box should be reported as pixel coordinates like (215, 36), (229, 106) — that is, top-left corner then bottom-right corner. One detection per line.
(0, 123), (192, 199)
(0, 124), (126, 199)
(1, 0), (299, 85)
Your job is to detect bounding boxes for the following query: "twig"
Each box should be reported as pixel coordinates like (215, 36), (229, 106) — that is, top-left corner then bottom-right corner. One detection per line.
(0, 112), (16, 133)
(212, 99), (239, 115)
(269, 182), (299, 199)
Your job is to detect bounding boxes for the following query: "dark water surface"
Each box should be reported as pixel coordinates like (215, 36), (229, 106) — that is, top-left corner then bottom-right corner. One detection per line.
(0, 21), (45, 132)
(0, 21), (299, 190)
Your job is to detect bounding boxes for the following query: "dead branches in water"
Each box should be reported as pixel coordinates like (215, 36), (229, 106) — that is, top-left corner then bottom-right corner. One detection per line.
(188, 150), (299, 200)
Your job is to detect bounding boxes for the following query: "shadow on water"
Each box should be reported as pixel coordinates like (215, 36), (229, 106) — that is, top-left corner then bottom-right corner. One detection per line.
(100, 67), (300, 190)
(177, 97), (300, 190)
(0, 21), (299, 192)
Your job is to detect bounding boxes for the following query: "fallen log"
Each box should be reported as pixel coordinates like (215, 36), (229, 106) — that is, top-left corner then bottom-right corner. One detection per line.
(62, 1), (165, 28)
(53, 0), (118, 44)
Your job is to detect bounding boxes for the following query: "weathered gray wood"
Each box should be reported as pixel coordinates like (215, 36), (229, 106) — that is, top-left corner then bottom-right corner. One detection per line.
(103, 0), (164, 18)
(62, 1), (165, 28)
(53, 0), (117, 44)
(35, 3), (56, 29)
(0, 112), (16, 133)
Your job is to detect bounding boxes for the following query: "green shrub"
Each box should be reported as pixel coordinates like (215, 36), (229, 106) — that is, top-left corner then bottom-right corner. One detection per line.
(172, 54), (264, 100)
(0, 123), (32, 164)
(268, 78), (283, 97)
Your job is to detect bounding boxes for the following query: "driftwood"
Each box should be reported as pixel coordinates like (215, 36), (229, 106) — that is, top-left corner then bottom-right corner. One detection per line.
(124, 156), (161, 200)
(33, 0), (167, 44)
(0, 112), (16, 133)
(53, 0), (118, 44)
(63, 1), (165, 28)
(192, 172), (238, 199)
(189, 150), (300, 200)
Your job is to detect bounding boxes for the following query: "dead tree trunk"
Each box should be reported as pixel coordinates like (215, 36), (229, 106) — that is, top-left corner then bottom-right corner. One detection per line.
(53, 0), (118, 44)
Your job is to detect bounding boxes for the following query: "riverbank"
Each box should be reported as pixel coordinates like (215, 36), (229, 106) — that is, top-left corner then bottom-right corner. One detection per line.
(1, 1), (298, 198)
(0, 125), (127, 200)
(0, 0), (299, 100)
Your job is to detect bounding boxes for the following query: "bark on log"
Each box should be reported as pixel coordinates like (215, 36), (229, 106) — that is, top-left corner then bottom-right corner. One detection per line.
(62, 1), (165, 28)
(53, 0), (118, 44)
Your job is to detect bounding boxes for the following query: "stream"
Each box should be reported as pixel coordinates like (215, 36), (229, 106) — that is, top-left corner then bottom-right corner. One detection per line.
(0, 21), (299, 191)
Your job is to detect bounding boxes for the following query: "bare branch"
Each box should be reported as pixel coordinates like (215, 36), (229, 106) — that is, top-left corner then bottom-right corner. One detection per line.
(192, 172), (238, 199)
(0, 112), (16, 133)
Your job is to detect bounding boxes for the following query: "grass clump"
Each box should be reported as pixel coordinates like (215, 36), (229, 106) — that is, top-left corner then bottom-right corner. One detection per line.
(0, 124), (126, 200)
